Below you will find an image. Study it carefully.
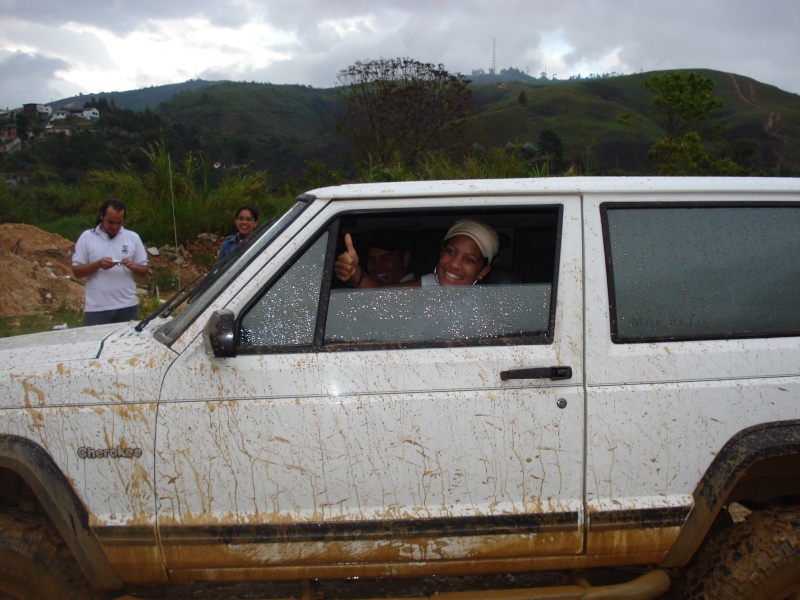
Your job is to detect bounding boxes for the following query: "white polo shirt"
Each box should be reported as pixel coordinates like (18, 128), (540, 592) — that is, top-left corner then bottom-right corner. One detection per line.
(72, 226), (147, 312)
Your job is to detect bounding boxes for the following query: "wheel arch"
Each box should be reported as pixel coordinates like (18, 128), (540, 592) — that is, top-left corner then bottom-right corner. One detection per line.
(661, 419), (800, 568)
(0, 434), (123, 592)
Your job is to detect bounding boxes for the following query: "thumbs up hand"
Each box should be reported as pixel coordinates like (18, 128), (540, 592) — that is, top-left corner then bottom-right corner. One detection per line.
(335, 233), (361, 283)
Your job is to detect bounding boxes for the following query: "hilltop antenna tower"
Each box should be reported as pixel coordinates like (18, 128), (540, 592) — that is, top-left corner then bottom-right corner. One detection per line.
(492, 38), (496, 74)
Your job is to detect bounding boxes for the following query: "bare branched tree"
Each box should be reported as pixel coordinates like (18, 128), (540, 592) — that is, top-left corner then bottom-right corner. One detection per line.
(336, 58), (472, 167)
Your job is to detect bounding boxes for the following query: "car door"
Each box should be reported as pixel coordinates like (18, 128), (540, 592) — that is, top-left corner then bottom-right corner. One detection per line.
(583, 193), (800, 564)
(155, 195), (585, 579)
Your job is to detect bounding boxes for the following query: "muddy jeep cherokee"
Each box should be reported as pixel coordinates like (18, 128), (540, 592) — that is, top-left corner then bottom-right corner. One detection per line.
(2, 177), (800, 599)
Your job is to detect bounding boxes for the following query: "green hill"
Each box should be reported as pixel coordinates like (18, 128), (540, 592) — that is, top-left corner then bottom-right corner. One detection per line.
(50, 79), (222, 112)
(143, 70), (800, 178)
(154, 81), (348, 179)
(16, 68), (800, 185)
(464, 70), (800, 174)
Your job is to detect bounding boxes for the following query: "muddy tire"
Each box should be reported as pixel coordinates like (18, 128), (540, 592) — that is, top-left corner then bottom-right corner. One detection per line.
(682, 505), (800, 600)
(0, 507), (101, 600)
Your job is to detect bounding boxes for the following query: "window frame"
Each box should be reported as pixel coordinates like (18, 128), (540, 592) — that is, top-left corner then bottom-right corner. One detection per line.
(236, 204), (564, 355)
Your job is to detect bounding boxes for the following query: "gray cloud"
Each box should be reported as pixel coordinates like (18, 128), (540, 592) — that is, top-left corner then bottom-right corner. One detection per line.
(2, 0), (799, 108)
(0, 51), (81, 106)
(0, 0), (253, 33)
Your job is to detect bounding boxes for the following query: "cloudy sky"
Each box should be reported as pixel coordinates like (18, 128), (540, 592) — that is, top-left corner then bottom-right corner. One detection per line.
(2, 0), (799, 109)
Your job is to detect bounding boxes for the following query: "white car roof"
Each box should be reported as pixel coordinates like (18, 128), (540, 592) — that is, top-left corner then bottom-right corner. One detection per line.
(305, 176), (800, 201)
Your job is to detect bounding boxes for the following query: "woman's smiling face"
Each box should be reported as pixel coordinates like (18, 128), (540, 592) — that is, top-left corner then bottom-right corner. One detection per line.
(235, 209), (257, 237)
(436, 234), (492, 286)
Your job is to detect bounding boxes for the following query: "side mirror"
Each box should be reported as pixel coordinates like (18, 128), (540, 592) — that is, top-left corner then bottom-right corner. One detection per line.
(203, 309), (237, 357)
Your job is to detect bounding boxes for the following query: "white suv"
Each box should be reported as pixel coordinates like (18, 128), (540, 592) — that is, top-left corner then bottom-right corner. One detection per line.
(1, 177), (799, 599)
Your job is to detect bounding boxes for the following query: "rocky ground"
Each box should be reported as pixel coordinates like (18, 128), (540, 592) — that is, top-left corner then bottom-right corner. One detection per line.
(0, 223), (221, 318)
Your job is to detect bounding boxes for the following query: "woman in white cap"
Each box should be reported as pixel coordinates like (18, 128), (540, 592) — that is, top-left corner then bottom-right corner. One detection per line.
(335, 218), (499, 287)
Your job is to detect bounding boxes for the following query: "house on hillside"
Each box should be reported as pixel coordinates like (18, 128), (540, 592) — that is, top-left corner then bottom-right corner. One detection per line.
(50, 107), (100, 123)
(46, 123), (72, 136)
(82, 108), (100, 122)
(1, 138), (21, 153)
(0, 124), (17, 141)
(23, 104), (53, 118)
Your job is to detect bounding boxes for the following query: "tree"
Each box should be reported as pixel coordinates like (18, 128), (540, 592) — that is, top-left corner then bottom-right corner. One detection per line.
(537, 128), (564, 161)
(14, 112), (29, 140)
(518, 91), (528, 107)
(335, 58), (472, 167)
(643, 71), (725, 174)
(646, 131), (709, 176)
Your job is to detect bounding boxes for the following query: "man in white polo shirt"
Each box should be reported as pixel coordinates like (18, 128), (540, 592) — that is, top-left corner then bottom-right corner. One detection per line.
(71, 199), (148, 326)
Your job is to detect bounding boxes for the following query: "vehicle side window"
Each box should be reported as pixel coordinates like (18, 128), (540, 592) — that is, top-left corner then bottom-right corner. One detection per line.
(604, 204), (800, 342)
(240, 232), (328, 347)
(325, 284), (551, 344)
(240, 208), (560, 351)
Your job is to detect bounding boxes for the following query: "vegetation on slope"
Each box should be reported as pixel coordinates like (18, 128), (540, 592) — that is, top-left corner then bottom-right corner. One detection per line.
(2, 68), (800, 247)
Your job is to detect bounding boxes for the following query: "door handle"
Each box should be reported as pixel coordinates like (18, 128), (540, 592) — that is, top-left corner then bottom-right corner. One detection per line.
(500, 366), (573, 381)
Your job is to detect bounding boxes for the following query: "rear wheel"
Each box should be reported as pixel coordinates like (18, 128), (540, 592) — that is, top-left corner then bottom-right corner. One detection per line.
(682, 505), (800, 600)
(0, 507), (101, 600)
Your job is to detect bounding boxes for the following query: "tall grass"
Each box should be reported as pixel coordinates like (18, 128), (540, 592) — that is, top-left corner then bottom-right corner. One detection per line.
(0, 180), (106, 233)
(88, 140), (274, 246)
(4, 140), (551, 256)
(39, 215), (95, 243)
(418, 146), (549, 180)
(352, 146), (550, 183)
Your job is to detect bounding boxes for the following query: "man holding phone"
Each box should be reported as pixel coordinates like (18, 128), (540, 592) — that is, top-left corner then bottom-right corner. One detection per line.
(71, 199), (148, 326)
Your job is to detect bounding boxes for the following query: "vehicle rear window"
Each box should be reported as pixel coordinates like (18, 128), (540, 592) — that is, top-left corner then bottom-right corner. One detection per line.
(603, 203), (800, 342)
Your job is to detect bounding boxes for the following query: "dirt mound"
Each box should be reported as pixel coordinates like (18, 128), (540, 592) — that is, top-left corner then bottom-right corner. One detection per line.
(0, 224), (221, 318)
(0, 224), (85, 318)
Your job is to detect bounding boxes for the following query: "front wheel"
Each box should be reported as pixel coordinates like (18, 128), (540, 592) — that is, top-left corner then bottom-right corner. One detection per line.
(682, 505), (800, 600)
(0, 507), (101, 600)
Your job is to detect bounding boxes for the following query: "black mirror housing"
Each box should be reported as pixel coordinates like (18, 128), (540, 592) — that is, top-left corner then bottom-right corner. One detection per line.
(203, 309), (237, 357)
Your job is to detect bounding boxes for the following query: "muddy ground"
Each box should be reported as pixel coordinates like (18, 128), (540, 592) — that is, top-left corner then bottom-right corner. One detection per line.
(114, 567), (678, 599)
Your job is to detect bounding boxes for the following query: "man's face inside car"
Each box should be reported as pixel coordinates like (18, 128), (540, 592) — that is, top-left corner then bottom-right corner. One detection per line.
(367, 246), (411, 284)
